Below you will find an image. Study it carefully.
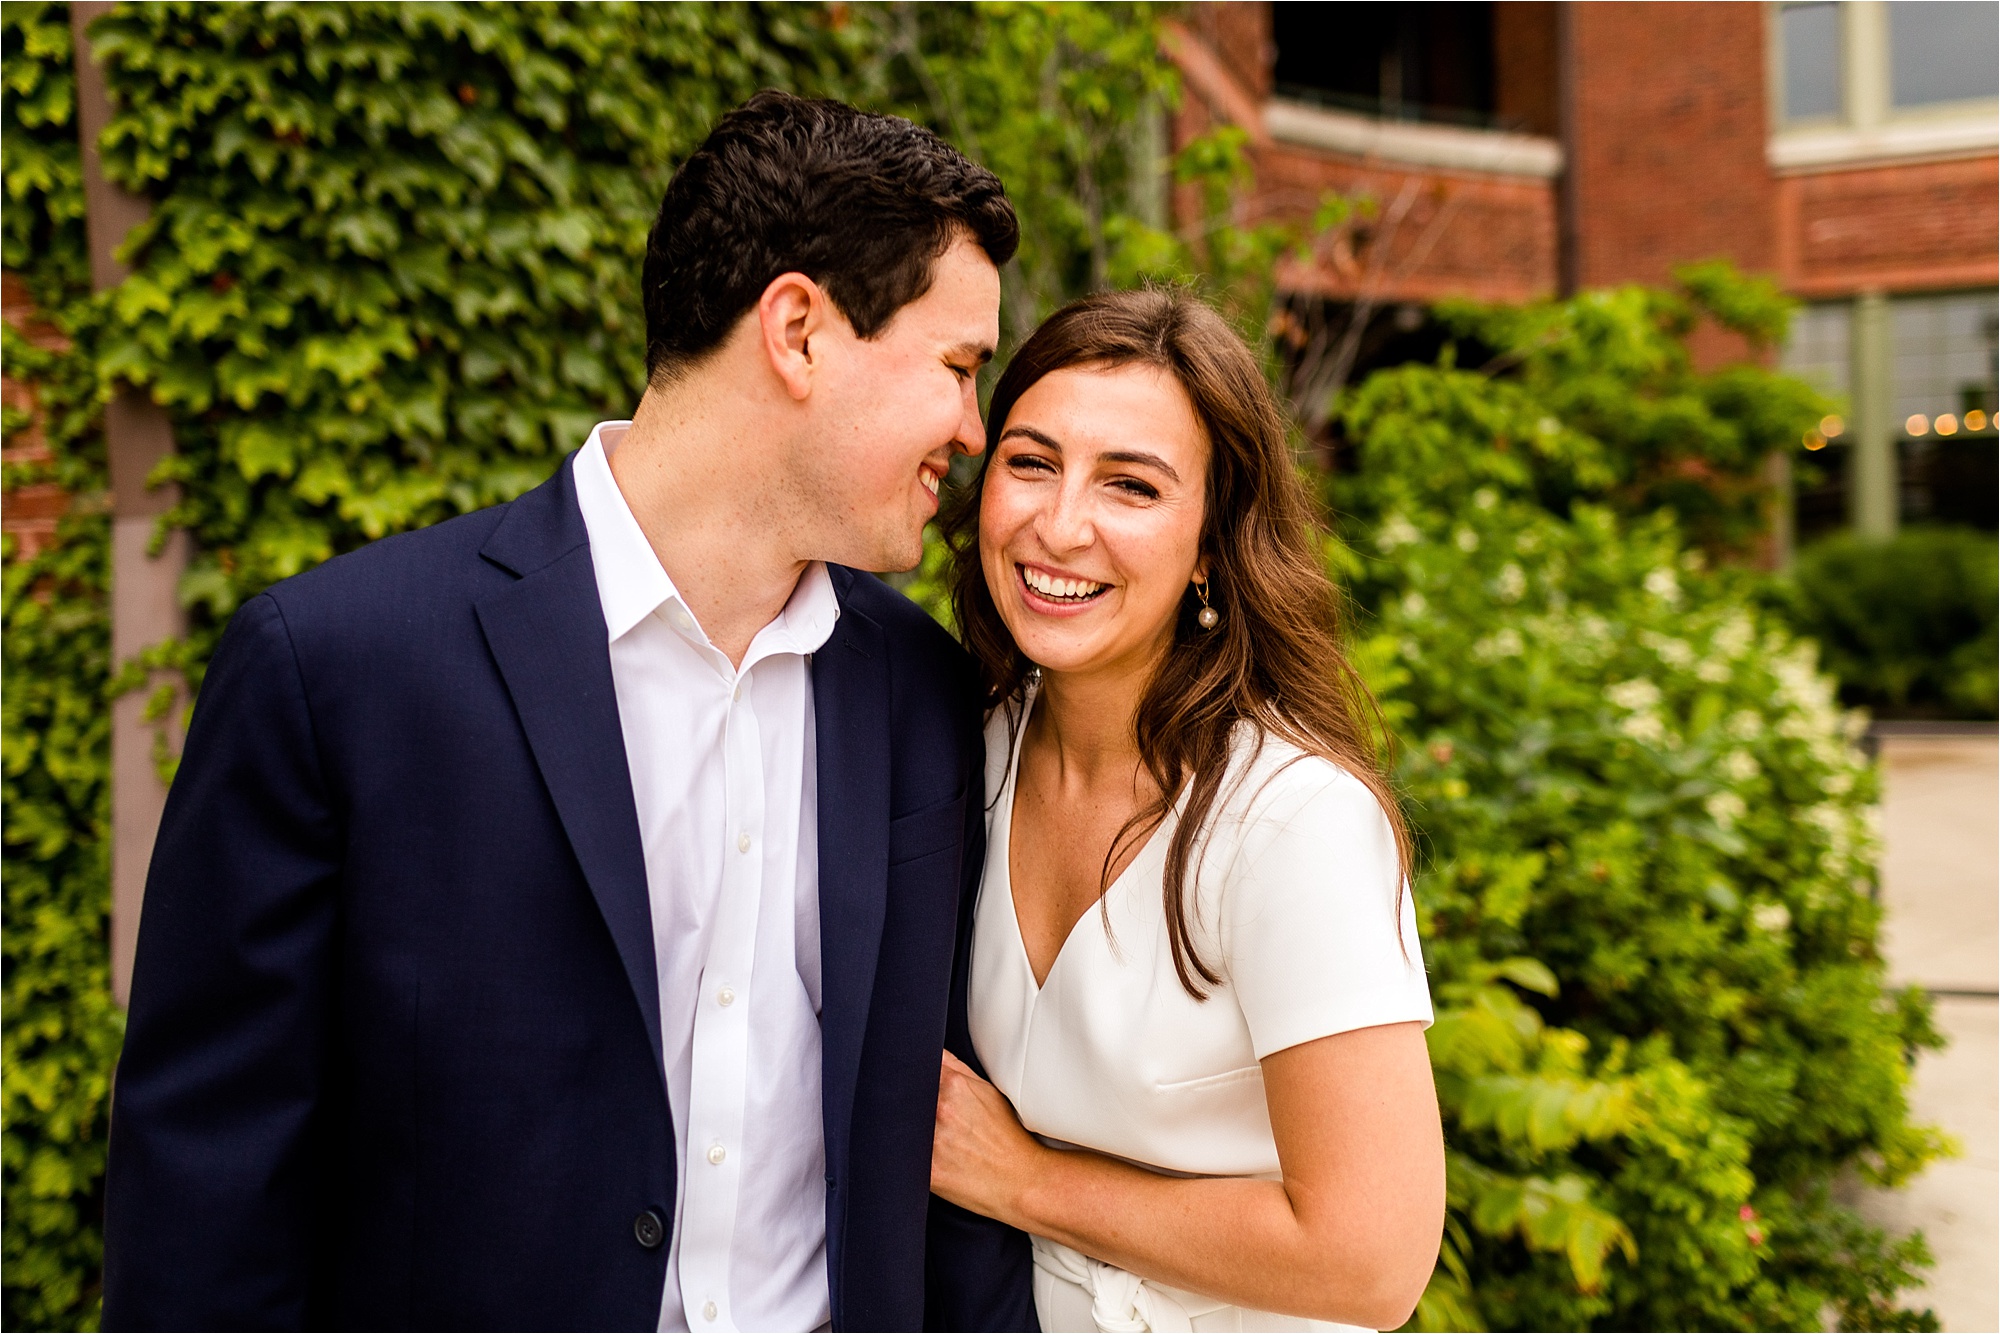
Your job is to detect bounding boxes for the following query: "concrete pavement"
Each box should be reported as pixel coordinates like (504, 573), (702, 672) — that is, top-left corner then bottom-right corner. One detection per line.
(1858, 730), (1998, 1333)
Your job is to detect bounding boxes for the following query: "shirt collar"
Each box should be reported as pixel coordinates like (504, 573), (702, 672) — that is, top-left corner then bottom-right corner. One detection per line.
(571, 420), (841, 657)
(572, 421), (675, 643)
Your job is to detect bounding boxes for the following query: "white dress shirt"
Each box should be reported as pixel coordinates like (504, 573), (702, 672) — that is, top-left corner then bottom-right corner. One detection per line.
(573, 422), (839, 1333)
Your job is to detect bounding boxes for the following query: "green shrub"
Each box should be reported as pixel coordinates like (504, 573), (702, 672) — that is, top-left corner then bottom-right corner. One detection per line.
(1333, 281), (1948, 1330)
(1778, 527), (1998, 720)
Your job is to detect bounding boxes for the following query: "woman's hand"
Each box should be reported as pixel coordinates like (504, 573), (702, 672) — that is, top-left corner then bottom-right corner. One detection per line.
(931, 1050), (1048, 1226)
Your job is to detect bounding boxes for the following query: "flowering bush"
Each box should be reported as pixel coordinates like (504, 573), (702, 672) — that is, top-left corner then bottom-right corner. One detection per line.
(1335, 283), (1946, 1330)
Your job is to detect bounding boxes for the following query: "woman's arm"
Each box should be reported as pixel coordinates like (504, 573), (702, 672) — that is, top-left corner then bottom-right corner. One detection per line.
(931, 1021), (1444, 1330)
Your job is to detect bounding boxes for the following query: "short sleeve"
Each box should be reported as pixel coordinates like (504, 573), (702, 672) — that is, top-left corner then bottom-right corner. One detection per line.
(1218, 761), (1433, 1061)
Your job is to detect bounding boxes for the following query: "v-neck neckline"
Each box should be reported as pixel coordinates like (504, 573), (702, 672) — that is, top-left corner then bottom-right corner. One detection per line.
(998, 686), (1169, 994)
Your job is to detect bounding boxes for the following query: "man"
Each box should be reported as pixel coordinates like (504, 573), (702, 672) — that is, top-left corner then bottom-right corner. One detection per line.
(103, 91), (1033, 1332)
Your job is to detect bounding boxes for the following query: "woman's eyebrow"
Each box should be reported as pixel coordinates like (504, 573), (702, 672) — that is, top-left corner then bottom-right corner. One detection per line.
(999, 424), (1063, 451)
(1101, 449), (1181, 483)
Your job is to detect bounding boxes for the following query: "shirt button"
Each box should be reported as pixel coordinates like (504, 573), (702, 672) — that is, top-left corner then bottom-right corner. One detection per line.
(737, 831), (751, 853)
(670, 607), (693, 631)
(732, 683), (742, 701)
(702, 1301), (718, 1322)
(707, 1143), (727, 1166)
(716, 986), (735, 1007)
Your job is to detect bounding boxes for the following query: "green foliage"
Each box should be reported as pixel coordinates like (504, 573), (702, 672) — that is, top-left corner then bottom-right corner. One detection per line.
(1334, 282), (1947, 1329)
(1775, 526), (1998, 719)
(1429, 265), (1827, 557)
(3, 6), (123, 1328)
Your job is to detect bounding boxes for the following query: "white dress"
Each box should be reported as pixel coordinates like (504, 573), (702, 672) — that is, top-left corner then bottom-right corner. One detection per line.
(968, 691), (1434, 1334)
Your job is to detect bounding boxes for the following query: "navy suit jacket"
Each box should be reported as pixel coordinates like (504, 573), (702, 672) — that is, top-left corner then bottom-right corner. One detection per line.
(101, 457), (1032, 1331)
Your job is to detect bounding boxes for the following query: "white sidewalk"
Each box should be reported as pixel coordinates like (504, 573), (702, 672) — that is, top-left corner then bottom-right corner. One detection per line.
(1858, 731), (1998, 1333)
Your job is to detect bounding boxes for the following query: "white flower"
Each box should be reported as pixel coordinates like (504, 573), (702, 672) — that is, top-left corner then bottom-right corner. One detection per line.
(1641, 631), (1695, 668)
(1495, 564), (1527, 603)
(1727, 709), (1764, 741)
(1824, 769), (1853, 796)
(1705, 791), (1747, 826)
(1621, 712), (1667, 743)
(1401, 591), (1429, 618)
(1474, 487), (1498, 511)
(1475, 628), (1526, 659)
(1537, 416), (1560, 437)
(1712, 614), (1754, 659)
(1515, 530), (1543, 555)
(1377, 514), (1421, 551)
(1643, 567), (1682, 605)
(1751, 901), (1792, 933)
(1455, 527), (1480, 552)
(1607, 679), (1662, 711)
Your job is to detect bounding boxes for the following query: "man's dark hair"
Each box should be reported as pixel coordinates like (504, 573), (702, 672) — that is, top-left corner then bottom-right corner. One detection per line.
(643, 90), (1020, 383)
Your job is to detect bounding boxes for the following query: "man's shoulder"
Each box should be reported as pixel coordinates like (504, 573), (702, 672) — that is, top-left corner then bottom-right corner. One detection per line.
(834, 568), (964, 662)
(253, 501), (525, 646)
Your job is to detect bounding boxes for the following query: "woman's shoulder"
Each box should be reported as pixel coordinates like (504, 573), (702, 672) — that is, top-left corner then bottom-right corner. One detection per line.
(1216, 724), (1389, 834)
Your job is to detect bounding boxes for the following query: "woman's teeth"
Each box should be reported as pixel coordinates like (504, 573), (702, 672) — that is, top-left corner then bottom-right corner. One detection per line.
(1021, 566), (1106, 602)
(920, 469), (940, 497)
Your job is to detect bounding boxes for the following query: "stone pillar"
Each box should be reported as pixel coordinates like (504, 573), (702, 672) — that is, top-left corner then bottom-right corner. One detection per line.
(1850, 289), (1898, 538)
(72, 1), (189, 1007)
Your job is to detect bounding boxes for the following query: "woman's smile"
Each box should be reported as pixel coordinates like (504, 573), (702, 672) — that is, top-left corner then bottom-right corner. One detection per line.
(1016, 562), (1111, 615)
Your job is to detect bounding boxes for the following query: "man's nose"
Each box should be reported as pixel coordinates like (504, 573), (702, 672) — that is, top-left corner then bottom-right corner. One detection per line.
(953, 377), (986, 457)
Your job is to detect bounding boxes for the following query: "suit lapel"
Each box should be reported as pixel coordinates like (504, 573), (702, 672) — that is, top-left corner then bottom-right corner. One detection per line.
(475, 461), (664, 1091)
(813, 571), (891, 1178)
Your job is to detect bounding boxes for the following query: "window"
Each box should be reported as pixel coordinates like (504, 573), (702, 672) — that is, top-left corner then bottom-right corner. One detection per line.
(1781, 2), (1844, 120)
(1888, 1), (2000, 107)
(1774, 1), (2000, 130)
(1892, 292), (1999, 433)
(1272, 2), (1499, 128)
(1785, 301), (1854, 401)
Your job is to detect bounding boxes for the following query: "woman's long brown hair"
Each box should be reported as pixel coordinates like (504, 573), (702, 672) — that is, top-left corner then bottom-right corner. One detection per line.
(945, 287), (1412, 1000)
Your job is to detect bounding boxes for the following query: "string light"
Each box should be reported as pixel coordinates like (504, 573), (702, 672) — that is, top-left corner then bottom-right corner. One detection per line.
(1905, 414), (1930, 436)
(1936, 413), (1959, 436)
(1802, 429), (1827, 451)
(1967, 409), (1989, 431)
(1819, 414), (1844, 438)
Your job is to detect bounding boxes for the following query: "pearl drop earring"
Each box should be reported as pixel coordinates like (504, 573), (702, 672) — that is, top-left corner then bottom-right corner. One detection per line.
(1195, 579), (1220, 630)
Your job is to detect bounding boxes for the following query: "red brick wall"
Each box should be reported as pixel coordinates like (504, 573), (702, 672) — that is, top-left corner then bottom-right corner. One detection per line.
(1777, 155), (2000, 298)
(1169, 11), (1559, 307)
(1564, 2), (1778, 288)
(1251, 148), (1559, 305)
(1495, 2), (1561, 136)
(1185, 2), (1272, 102)
(1, 271), (73, 561)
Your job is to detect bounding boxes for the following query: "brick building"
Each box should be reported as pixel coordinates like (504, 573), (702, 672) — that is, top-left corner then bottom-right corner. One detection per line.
(1169, 1), (1999, 549)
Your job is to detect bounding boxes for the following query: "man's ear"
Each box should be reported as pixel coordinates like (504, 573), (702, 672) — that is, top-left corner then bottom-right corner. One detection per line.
(757, 271), (832, 402)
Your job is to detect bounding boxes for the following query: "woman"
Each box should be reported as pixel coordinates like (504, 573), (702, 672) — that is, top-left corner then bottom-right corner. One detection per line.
(930, 289), (1445, 1333)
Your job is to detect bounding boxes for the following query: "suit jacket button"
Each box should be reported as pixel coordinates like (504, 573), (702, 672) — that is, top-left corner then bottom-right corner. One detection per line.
(633, 1209), (666, 1250)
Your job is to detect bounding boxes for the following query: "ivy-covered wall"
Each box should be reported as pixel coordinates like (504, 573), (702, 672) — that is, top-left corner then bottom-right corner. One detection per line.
(3, 6), (121, 1327)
